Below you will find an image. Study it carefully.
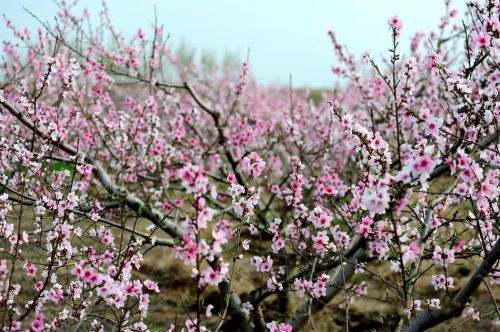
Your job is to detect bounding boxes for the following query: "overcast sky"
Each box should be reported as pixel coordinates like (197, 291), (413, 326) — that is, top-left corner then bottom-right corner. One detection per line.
(2, 0), (467, 88)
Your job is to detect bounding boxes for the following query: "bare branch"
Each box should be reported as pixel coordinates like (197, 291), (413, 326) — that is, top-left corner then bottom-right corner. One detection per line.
(406, 238), (500, 332)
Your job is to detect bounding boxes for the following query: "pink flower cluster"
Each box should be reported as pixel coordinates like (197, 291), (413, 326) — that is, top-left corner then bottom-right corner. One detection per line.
(240, 151), (266, 178)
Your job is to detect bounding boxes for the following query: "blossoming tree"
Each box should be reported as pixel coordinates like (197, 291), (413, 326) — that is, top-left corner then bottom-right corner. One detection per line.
(0, 0), (498, 331)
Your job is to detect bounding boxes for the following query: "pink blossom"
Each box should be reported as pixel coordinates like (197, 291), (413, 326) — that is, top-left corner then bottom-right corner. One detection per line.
(49, 284), (64, 303)
(465, 306), (480, 321)
(178, 164), (209, 195)
(431, 274), (454, 290)
(23, 261), (37, 278)
(271, 236), (286, 253)
(412, 154), (435, 177)
(240, 152), (266, 178)
(81, 267), (101, 285)
(361, 186), (390, 216)
(143, 279), (160, 293)
(472, 30), (491, 48)
(312, 274), (330, 298)
(356, 216), (374, 238)
(175, 234), (199, 264)
(205, 304), (214, 317)
(293, 278), (312, 298)
(432, 246), (455, 267)
(185, 319), (207, 332)
(402, 240), (421, 264)
(30, 313), (44, 332)
(388, 15), (403, 35)
(11, 321), (21, 331)
(250, 255), (273, 273)
(139, 294), (150, 312)
(356, 281), (368, 296)
(266, 321), (293, 332)
(312, 231), (329, 253)
(412, 299), (422, 311)
(227, 172), (237, 183)
(427, 298), (441, 308)
(308, 206), (333, 229)
(200, 263), (228, 286)
(76, 164), (93, 180)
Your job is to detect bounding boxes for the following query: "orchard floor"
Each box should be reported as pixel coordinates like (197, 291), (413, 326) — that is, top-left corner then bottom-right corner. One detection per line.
(140, 247), (500, 332)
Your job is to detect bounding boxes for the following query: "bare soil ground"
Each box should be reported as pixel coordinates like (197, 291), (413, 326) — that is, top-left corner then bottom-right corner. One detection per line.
(139, 248), (499, 331)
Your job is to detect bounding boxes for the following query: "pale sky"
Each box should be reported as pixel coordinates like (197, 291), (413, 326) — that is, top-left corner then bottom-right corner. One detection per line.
(2, 0), (467, 88)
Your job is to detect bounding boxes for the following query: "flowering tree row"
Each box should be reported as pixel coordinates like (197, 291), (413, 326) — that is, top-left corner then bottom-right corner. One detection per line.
(0, 0), (498, 331)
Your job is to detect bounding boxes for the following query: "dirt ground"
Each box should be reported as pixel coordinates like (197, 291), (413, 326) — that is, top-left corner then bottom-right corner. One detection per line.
(139, 246), (499, 331)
